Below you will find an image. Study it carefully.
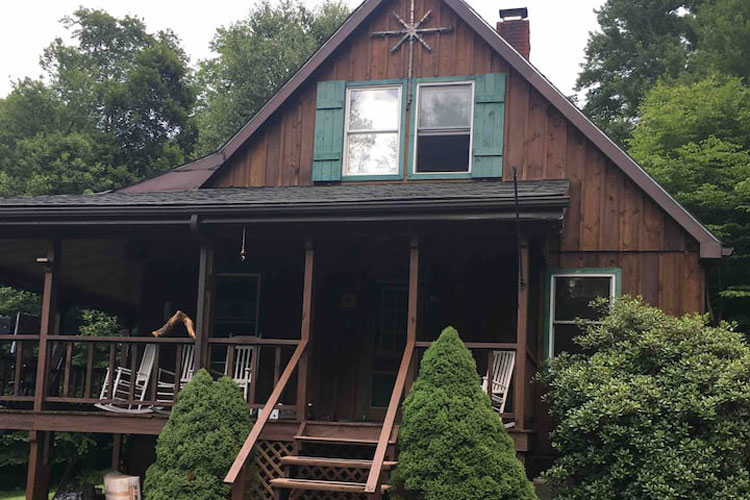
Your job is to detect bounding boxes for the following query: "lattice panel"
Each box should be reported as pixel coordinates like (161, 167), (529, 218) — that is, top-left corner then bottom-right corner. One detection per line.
(246, 440), (295, 500)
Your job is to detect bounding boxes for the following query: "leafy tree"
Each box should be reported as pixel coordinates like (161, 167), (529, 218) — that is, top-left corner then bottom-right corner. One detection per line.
(0, 8), (196, 196)
(575, 0), (702, 143)
(144, 369), (252, 500)
(390, 327), (536, 500)
(541, 297), (750, 500)
(693, 0), (750, 81)
(195, 0), (349, 153)
(630, 76), (750, 328)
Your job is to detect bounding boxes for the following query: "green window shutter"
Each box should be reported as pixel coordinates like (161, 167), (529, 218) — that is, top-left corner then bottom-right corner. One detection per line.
(472, 73), (506, 178)
(313, 80), (346, 182)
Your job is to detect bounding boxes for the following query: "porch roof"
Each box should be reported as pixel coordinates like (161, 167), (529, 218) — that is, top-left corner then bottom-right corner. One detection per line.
(0, 180), (569, 226)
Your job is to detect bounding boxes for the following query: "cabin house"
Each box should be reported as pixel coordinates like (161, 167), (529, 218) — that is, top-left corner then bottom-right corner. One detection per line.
(0, 0), (726, 499)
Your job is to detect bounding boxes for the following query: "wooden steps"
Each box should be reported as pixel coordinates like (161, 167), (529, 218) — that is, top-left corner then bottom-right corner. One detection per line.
(270, 478), (390, 493)
(273, 421), (398, 499)
(280, 455), (397, 470)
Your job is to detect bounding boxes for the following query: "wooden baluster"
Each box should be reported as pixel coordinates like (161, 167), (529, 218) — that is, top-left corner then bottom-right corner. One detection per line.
(0, 349), (5, 396)
(273, 346), (281, 386)
(62, 342), (73, 398)
(173, 344), (182, 405)
(127, 344), (138, 403)
(13, 340), (23, 397)
(249, 346), (259, 406)
(150, 343), (160, 403)
(486, 351), (493, 398)
(226, 345), (236, 380)
(84, 343), (94, 399)
(106, 344), (116, 403)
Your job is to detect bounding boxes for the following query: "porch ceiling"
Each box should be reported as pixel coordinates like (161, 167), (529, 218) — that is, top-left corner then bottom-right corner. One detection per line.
(0, 180), (569, 228)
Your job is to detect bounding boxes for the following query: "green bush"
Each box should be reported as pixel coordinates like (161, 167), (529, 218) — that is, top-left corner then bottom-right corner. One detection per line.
(390, 326), (537, 500)
(144, 369), (252, 500)
(541, 296), (750, 500)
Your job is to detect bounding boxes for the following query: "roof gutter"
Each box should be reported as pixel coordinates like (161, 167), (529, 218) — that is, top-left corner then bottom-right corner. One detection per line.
(0, 195), (568, 229)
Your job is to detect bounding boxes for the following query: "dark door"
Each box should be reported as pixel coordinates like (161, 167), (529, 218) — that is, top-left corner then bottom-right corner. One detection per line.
(364, 285), (408, 420)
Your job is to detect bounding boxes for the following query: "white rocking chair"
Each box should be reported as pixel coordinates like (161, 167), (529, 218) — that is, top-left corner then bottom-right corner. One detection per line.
(226, 346), (254, 402)
(156, 344), (195, 403)
(95, 344), (156, 414)
(482, 350), (516, 423)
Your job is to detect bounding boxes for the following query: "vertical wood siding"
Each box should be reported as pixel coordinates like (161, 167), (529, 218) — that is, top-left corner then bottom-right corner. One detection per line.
(208, 0), (705, 316)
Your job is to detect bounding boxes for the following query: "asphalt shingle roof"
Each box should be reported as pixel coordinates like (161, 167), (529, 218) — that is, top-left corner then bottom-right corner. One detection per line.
(0, 180), (569, 208)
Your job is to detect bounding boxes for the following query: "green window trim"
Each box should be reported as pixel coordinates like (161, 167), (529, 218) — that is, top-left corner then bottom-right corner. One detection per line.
(543, 267), (622, 360)
(312, 73), (506, 183)
(341, 79), (408, 182)
(407, 73), (505, 180)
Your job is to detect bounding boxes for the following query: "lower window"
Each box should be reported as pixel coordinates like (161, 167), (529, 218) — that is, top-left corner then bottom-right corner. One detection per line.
(547, 270), (619, 357)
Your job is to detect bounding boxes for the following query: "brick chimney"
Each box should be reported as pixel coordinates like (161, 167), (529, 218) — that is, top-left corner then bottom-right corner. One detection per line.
(497, 8), (530, 60)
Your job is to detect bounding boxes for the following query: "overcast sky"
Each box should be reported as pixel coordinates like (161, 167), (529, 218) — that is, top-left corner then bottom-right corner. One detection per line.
(0, 0), (603, 99)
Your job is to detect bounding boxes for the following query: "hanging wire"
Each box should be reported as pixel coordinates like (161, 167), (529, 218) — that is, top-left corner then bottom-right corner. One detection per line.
(240, 227), (247, 262)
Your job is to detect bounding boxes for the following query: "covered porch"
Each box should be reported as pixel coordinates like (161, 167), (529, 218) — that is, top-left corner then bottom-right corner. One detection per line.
(0, 180), (568, 498)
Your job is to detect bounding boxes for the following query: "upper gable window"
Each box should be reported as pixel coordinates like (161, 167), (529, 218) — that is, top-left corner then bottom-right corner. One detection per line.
(414, 82), (473, 174)
(343, 86), (402, 177)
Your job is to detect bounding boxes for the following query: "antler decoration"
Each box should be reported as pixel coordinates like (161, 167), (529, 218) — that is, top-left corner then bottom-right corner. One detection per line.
(152, 310), (196, 339)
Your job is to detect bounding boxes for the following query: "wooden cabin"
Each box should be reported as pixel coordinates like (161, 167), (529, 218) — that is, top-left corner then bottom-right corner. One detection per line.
(0, 0), (726, 499)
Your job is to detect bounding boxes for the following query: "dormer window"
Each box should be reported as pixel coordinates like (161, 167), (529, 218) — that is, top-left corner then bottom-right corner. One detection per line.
(312, 74), (504, 182)
(343, 86), (402, 177)
(414, 82), (473, 174)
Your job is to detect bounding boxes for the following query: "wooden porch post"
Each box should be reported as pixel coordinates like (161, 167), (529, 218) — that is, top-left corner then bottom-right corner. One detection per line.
(404, 236), (419, 393)
(26, 431), (52, 500)
(34, 238), (59, 412)
(195, 240), (214, 370)
(296, 240), (314, 420)
(513, 237), (529, 430)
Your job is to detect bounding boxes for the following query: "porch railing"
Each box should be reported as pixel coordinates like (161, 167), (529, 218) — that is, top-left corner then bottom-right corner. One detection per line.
(0, 333), (303, 411)
(0, 334), (40, 403)
(224, 339), (308, 492)
(414, 341), (527, 422)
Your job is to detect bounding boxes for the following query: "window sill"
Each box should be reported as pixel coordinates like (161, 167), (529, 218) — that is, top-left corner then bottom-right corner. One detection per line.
(340, 174), (404, 182)
(408, 172), (473, 180)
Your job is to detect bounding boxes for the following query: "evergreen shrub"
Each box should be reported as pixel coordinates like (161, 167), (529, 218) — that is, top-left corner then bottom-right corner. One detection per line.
(391, 326), (537, 500)
(144, 369), (252, 500)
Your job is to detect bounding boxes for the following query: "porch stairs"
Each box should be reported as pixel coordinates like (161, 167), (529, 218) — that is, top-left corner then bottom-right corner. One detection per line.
(271, 421), (398, 499)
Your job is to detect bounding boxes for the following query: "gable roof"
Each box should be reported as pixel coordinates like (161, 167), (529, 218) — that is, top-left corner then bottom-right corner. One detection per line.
(120, 0), (724, 258)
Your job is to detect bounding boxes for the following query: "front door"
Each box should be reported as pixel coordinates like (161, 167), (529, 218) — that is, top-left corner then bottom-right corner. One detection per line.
(363, 284), (408, 420)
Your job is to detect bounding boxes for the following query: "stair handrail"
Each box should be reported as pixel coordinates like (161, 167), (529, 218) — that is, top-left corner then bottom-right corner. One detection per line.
(364, 336), (415, 493)
(224, 338), (308, 485)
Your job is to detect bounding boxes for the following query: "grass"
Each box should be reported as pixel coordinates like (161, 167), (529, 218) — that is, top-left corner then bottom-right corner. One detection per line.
(0, 489), (56, 499)
(0, 491), (25, 500)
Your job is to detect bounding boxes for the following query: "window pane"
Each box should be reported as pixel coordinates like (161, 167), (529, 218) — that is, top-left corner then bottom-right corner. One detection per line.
(349, 88), (400, 131)
(552, 323), (585, 356)
(345, 133), (399, 175)
(418, 85), (472, 129)
(554, 276), (612, 321)
(416, 133), (470, 172)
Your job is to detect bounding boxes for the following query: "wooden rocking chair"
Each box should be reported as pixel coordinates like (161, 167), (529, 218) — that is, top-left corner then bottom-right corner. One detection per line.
(95, 344), (156, 414)
(226, 346), (254, 402)
(481, 350), (516, 425)
(156, 344), (195, 403)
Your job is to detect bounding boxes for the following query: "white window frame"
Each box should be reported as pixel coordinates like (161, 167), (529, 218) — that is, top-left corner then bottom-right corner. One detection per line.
(342, 85), (402, 177)
(548, 272), (617, 358)
(412, 80), (475, 175)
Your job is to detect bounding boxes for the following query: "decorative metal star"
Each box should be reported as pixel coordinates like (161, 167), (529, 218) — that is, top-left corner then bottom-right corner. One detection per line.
(371, 0), (453, 104)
